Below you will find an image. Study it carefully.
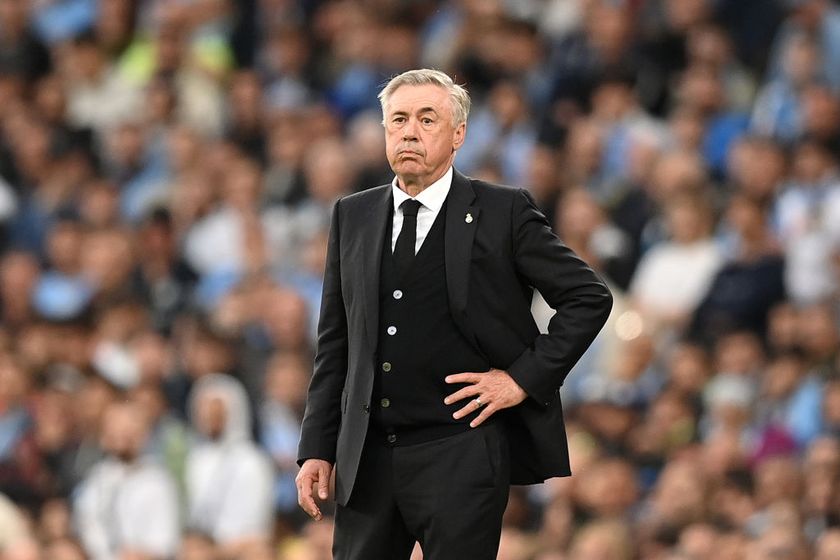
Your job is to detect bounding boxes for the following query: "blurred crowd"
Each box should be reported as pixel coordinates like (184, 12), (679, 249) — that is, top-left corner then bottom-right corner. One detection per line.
(2, 0), (840, 558)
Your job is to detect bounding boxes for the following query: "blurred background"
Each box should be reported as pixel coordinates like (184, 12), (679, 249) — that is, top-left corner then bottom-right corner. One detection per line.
(1, 0), (840, 558)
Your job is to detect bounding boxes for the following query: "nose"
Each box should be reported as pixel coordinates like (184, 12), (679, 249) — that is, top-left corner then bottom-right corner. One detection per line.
(402, 118), (419, 141)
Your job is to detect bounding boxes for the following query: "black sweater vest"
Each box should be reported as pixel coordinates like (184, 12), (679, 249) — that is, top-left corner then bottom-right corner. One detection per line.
(371, 201), (490, 442)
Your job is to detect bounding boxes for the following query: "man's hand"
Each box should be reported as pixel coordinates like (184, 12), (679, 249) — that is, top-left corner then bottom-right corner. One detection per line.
(444, 368), (528, 428)
(295, 459), (333, 521)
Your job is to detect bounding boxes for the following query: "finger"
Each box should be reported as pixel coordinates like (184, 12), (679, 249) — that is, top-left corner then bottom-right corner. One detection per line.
(297, 481), (321, 519)
(443, 385), (480, 405)
(445, 372), (482, 384)
(306, 481), (323, 520)
(296, 475), (323, 520)
(470, 404), (496, 428)
(318, 465), (330, 499)
(294, 472), (311, 495)
(452, 398), (483, 420)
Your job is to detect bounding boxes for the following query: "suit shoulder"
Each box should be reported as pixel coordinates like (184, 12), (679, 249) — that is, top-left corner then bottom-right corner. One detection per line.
(468, 177), (548, 231)
(469, 178), (530, 206)
(470, 178), (519, 194)
(341, 184), (391, 203)
(336, 184), (390, 211)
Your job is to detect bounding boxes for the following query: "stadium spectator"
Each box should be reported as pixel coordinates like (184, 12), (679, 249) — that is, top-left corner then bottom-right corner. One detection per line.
(630, 191), (723, 333)
(185, 373), (273, 553)
(1, 0), (840, 556)
(72, 400), (179, 560)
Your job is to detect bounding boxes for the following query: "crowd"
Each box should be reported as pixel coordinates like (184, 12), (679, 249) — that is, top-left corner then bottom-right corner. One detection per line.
(1, 0), (840, 558)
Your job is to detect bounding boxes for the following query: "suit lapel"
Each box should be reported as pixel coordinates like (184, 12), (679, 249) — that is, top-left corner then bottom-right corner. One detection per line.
(445, 170), (479, 322)
(359, 173), (479, 351)
(359, 186), (392, 348)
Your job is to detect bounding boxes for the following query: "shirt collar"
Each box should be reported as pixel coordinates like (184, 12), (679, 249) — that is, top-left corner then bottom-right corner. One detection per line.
(391, 167), (453, 214)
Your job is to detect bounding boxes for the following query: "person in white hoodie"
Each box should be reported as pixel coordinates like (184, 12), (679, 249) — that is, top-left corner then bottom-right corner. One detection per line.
(73, 401), (180, 560)
(185, 373), (274, 551)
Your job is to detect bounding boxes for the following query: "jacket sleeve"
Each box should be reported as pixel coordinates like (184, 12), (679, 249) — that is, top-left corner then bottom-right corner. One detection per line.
(297, 199), (348, 464)
(505, 189), (613, 406)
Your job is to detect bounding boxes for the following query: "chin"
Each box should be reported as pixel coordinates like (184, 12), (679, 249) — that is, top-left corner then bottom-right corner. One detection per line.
(395, 163), (425, 176)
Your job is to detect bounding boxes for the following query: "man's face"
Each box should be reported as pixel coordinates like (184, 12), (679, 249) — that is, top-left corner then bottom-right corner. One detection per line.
(384, 84), (465, 188)
(196, 394), (227, 440)
(100, 404), (148, 463)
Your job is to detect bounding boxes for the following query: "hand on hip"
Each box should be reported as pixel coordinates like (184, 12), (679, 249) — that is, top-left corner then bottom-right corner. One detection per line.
(444, 368), (527, 428)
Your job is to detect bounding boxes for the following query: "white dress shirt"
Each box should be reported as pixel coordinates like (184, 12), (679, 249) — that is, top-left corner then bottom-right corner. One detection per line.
(391, 167), (453, 254)
(186, 440), (274, 544)
(73, 458), (180, 560)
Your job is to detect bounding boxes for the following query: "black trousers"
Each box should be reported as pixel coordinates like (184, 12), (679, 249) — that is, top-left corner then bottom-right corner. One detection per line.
(333, 422), (510, 560)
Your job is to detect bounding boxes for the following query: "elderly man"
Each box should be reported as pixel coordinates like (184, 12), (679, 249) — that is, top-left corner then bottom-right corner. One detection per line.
(296, 69), (612, 560)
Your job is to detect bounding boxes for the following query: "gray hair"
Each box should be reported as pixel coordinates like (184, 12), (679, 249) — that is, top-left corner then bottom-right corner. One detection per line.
(378, 69), (471, 126)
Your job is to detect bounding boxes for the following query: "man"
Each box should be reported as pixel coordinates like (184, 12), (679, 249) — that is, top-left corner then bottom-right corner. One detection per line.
(185, 373), (274, 554)
(73, 401), (179, 560)
(296, 69), (612, 560)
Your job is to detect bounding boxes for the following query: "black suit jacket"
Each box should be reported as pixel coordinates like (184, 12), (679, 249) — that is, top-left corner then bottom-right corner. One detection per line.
(298, 170), (613, 505)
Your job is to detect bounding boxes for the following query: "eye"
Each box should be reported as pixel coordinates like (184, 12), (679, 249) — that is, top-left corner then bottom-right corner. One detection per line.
(422, 117), (434, 125)
(392, 116), (406, 124)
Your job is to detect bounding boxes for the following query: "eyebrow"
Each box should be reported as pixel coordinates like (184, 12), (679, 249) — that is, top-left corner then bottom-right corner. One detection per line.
(391, 107), (439, 117)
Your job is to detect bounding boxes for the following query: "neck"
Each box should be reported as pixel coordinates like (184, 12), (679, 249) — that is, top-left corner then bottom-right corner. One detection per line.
(397, 165), (451, 197)
(398, 180), (428, 197)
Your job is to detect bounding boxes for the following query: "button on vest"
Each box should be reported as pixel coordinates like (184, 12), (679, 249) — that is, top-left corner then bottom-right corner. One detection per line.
(371, 198), (490, 437)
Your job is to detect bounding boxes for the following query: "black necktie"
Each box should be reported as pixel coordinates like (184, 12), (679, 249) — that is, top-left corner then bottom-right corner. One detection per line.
(394, 199), (422, 272)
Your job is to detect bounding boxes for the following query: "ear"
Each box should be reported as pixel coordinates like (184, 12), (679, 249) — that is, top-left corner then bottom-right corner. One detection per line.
(452, 122), (466, 152)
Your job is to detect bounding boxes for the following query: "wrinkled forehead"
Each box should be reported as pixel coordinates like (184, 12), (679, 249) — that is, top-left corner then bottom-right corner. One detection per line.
(385, 84), (453, 115)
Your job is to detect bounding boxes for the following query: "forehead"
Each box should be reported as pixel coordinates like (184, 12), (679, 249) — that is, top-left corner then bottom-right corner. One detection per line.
(386, 84), (452, 114)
